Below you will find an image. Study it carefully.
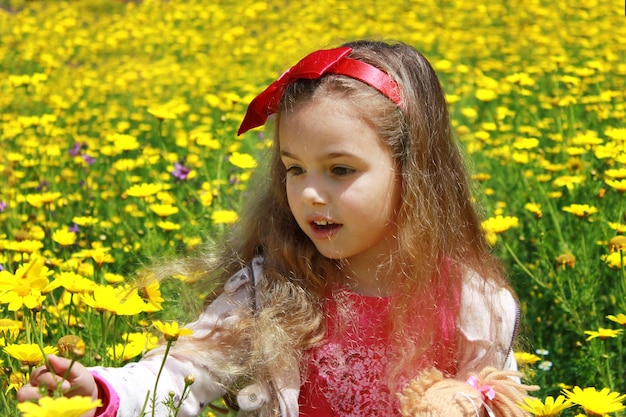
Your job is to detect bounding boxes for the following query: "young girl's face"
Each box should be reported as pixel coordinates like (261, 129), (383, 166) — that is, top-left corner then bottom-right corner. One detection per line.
(279, 95), (402, 281)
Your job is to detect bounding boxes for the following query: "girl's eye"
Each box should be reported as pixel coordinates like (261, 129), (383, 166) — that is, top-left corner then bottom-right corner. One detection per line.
(331, 166), (356, 176)
(285, 165), (305, 176)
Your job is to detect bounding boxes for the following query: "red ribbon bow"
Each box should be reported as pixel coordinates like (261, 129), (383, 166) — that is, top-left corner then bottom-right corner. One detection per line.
(237, 46), (402, 135)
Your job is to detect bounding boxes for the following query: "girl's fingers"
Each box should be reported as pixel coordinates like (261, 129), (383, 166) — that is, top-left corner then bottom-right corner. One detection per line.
(28, 366), (51, 386)
(16, 385), (43, 402)
(28, 368), (71, 392)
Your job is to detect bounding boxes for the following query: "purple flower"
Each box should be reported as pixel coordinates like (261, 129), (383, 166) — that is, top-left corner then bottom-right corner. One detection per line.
(37, 181), (49, 191)
(0, 201), (6, 212)
(82, 154), (96, 165)
(171, 162), (191, 180)
(69, 223), (80, 233)
(69, 142), (83, 156)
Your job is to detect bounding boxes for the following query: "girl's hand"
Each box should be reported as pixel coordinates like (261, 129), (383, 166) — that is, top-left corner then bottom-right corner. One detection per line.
(17, 354), (99, 411)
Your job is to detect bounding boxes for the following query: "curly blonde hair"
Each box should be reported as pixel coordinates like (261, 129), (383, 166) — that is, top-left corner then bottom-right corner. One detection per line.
(153, 40), (515, 415)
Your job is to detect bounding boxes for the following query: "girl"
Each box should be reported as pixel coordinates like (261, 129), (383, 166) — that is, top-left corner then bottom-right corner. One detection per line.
(18, 40), (519, 417)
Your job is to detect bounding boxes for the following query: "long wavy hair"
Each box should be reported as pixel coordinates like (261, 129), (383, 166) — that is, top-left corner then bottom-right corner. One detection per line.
(150, 40), (514, 415)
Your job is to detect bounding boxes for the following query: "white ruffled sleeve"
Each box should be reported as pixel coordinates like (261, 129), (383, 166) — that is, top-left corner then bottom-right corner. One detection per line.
(455, 270), (519, 379)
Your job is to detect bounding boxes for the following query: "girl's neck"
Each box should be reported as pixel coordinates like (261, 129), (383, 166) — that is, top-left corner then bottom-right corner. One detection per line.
(340, 260), (397, 297)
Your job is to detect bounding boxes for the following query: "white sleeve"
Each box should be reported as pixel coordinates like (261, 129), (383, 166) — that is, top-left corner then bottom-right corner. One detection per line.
(90, 265), (256, 417)
(455, 270), (519, 379)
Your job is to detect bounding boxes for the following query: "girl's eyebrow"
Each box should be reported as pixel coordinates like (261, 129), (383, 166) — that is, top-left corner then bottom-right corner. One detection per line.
(279, 150), (297, 159)
(280, 149), (360, 160)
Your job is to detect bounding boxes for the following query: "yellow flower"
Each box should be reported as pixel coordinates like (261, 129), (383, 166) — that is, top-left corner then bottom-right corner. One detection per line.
(107, 341), (145, 362)
(25, 191), (62, 208)
(3, 343), (59, 366)
(514, 351), (541, 366)
(563, 386), (626, 416)
(51, 271), (96, 294)
(125, 183), (163, 198)
(71, 216), (99, 227)
(461, 107), (478, 119)
(107, 133), (140, 151)
(517, 395), (573, 417)
(475, 88), (497, 101)
(562, 204), (598, 218)
(606, 313), (626, 327)
(57, 335), (86, 359)
(604, 168), (626, 179)
(18, 395), (102, 417)
(148, 106), (177, 120)
(0, 318), (22, 340)
(602, 252), (626, 269)
(229, 152), (258, 169)
(211, 209), (239, 225)
(605, 178), (626, 192)
(4, 239), (45, 254)
(0, 257), (53, 311)
(149, 203), (179, 217)
(52, 229), (77, 247)
(5, 371), (25, 393)
(555, 253), (576, 270)
(609, 236), (626, 252)
(584, 327), (623, 341)
(104, 272), (125, 284)
(552, 175), (585, 190)
(524, 203), (543, 219)
(156, 220), (181, 231)
(81, 285), (145, 316)
(481, 215), (519, 234)
(107, 331), (159, 361)
(514, 138), (540, 150)
(607, 222), (626, 234)
(472, 173), (491, 182)
(153, 320), (193, 342)
(140, 280), (164, 312)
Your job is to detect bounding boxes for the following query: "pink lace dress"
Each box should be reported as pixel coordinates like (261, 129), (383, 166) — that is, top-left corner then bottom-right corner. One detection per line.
(299, 287), (458, 417)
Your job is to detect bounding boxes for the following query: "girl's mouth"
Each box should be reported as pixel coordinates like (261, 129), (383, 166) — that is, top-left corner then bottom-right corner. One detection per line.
(310, 220), (342, 238)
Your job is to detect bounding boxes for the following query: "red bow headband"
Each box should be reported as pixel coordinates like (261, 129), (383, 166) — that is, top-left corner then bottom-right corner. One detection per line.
(237, 46), (402, 135)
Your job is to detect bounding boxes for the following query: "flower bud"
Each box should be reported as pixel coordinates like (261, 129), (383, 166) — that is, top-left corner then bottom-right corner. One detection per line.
(184, 374), (195, 386)
(57, 335), (86, 359)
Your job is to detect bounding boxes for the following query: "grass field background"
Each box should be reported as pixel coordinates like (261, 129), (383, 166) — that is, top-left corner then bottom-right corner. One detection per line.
(1, 1), (625, 415)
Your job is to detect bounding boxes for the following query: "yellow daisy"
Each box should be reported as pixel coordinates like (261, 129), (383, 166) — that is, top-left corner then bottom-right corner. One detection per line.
(18, 395), (102, 417)
(0, 257), (53, 311)
(584, 327), (623, 341)
(562, 204), (598, 218)
(153, 320), (193, 342)
(3, 343), (59, 366)
(517, 395), (573, 417)
(563, 386), (626, 416)
(606, 313), (626, 327)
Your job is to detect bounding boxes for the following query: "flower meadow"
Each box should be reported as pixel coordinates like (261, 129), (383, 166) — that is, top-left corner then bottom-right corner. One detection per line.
(0, 0), (625, 416)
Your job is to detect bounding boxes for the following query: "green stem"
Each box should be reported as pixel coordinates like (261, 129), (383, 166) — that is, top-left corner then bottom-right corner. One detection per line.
(67, 293), (74, 328)
(0, 383), (11, 413)
(503, 241), (542, 286)
(173, 382), (191, 417)
(23, 306), (32, 344)
(150, 340), (173, 417)
(618, 249), (626, 310)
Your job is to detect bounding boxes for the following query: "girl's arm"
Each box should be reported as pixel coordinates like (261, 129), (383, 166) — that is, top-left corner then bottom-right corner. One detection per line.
(89, 267), (257, 417)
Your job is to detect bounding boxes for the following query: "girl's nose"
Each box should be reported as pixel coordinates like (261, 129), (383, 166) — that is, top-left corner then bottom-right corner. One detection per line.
(302, 181), (326, 206)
